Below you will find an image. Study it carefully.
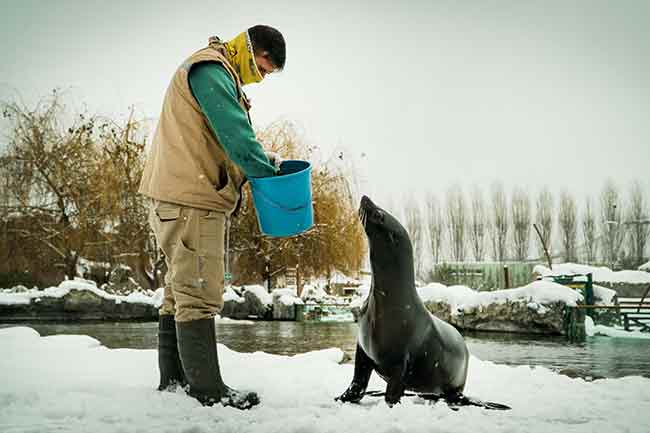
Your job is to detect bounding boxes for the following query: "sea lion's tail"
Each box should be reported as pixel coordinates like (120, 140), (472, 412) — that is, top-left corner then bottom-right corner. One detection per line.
(444, 394), (511, 411)
(363, 390), (511, 410)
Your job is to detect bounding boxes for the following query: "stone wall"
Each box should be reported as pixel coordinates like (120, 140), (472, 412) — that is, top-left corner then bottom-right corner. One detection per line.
(424, 300), (568, 335)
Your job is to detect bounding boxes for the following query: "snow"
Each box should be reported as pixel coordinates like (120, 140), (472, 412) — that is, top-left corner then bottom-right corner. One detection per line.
(534, 263), (650, 284)
(0, 278), (162, 307)
(416, 280), (583, 314)
(300, 283), (329, 300)
(585, 316), (650, 340)
(242, 284), (272, 305)
(640, 261), (650, 272)
(214, 315), (255, 325)
(224, 286), (245, 303)
(272, 288), (304, 306)
(593, 284), (617, 304)
(1, 326), (649, 433)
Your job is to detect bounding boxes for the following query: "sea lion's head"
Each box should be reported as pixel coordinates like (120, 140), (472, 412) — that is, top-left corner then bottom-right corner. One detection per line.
(359, 195), (413, 270)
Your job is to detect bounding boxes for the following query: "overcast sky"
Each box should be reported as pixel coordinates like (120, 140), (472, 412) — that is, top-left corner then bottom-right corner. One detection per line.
(1, 0), (649, 208)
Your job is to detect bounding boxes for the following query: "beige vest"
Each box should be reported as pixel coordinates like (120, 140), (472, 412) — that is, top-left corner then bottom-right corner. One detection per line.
(138, 43), (249, 214)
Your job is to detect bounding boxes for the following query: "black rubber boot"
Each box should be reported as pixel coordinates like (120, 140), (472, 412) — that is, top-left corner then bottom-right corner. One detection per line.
(176, 318), (260, 410)
(157, 314), (187, 391)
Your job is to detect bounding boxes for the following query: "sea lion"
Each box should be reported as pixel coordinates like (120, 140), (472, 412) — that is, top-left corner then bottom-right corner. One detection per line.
(336, 196), (509, 410)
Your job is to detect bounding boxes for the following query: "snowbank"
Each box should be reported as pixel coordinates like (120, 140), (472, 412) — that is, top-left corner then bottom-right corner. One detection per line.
(585, 316), (650, 340)
(242, 284), (272, 306)
(1, 326), (649, 433)
(0, 278), (161, 307)
(272, 288), (304, 306)
(534, 263), (650, 284)
(416, 280), (583, 314)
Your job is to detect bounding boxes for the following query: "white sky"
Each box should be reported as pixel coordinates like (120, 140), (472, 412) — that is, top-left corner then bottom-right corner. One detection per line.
(1, 0), (649, 207)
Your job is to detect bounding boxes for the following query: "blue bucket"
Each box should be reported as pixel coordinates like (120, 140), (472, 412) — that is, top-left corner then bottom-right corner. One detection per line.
(249, 160), (313, 237)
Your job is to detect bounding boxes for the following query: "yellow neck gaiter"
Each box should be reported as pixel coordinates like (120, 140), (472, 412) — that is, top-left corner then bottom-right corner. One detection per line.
(223, 31), (263, 86)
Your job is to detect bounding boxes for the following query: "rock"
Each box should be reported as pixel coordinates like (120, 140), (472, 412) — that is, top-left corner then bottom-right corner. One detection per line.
(424, 299), (568, 334)
(63, 289), (104, 312)
(106, 265), (141, 295)
(272, 290), (302, 320)
(221, 290), (250, 319)
(242, 288), (271, 319)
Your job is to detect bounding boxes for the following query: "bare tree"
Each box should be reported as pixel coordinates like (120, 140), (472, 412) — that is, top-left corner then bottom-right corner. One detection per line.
(626, 180), (650, 267)
(469, 186), (486, 261)
(511, 187), (532, 261)
(404, 198), (424, 278)
(426, 193), (444, 265)
(581, 197), (598, 264)
(489, 182), (509, 262)
(446, 184), (467, 262)
(600, 179), (625, 267)
(1, 94), (107, 279)
(535, 188), (554, 260)
(558, 190), (578, 262)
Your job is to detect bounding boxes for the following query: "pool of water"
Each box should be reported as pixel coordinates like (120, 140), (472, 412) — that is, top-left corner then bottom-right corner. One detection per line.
(7, 321), (650, 379)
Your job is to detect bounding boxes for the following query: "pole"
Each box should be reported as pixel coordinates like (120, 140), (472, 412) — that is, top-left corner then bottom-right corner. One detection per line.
(533, 223), (553, 270)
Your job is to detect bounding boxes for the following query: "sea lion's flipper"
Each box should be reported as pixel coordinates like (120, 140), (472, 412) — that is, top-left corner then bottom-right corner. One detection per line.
(384, 374), (406, 406)
(446, 394), (511, 411)
(335, 343), (374, 403)
(384, 353), (410, 406)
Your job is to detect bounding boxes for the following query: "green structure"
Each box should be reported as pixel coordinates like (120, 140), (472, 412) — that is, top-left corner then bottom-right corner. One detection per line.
(430, 262), (540, 290)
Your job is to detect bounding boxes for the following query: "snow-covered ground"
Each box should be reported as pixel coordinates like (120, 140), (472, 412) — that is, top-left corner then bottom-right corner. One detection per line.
(1, 326), (649, 433)
(534, 263), (650, 284)
(585, 316), (650, 340)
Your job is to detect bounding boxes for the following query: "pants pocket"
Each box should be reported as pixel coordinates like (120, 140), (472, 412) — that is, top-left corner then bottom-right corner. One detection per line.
(199, 211), (224, 258)
(170, 239), (200, 288)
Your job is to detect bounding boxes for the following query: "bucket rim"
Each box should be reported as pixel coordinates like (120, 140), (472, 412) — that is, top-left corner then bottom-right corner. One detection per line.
(249, 159), (311, 183)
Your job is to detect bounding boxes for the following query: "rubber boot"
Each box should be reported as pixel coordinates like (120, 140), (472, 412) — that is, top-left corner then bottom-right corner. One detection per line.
(157, 314), (187, 391)
(176, 318), (260, 410)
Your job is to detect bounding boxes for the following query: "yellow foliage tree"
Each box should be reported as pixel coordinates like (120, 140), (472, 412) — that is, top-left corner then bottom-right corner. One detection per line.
(229, 121), (366, 290)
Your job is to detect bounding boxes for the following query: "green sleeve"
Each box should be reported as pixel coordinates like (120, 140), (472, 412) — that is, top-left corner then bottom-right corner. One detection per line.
(188, 61), (277, 178)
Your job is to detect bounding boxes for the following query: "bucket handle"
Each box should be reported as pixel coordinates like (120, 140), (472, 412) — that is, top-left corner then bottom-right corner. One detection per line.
(255, 189), (310, 213)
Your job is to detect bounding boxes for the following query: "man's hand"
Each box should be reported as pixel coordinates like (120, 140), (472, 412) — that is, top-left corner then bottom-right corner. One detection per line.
(265, 151), (283, 171)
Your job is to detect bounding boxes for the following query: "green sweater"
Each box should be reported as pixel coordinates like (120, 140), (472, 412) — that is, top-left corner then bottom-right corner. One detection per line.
(188, 62), (277, 178)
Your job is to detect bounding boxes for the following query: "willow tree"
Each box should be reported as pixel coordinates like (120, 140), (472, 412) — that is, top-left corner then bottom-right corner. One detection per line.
(229, 121), (366, 289)
(0, 92), (108, 280)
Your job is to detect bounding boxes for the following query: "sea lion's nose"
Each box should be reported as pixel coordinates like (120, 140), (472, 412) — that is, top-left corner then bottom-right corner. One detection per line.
(360, 195), (373, 209)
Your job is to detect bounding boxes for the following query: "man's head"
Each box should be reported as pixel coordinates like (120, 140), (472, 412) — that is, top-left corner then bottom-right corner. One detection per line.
(248, 25), (286, 79)
(223, 25), (285, 85)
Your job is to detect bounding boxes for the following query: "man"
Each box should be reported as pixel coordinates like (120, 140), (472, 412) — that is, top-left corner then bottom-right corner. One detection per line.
(138, 25), (286, 410)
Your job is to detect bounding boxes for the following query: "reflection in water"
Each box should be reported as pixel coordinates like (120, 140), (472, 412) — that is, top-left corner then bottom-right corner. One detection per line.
(16, 321), (650, 379)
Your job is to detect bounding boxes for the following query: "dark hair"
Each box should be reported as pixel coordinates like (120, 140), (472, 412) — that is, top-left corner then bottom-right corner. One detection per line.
(248, 25), (286, 70)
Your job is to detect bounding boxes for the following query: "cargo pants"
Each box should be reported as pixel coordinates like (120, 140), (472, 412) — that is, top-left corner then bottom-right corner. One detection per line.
(148, 200), (226, 322)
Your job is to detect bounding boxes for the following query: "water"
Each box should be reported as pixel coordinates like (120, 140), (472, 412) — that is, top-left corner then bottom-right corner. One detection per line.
(8, 321), (650, 379)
